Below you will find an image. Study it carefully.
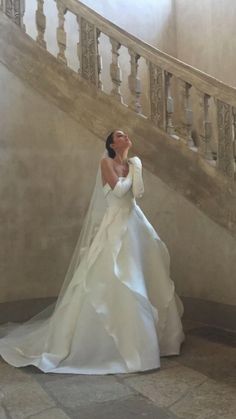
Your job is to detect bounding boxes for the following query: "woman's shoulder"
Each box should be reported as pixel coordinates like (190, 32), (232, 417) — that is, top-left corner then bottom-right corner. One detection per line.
(100, 156), (114, 167)
(100, 156), (115, 175)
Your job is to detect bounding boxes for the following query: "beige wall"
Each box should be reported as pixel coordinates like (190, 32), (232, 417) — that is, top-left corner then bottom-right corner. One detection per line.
(0, 61), (235, 308)
(0, 62), (102, 302)
(175, 0), (236, 86)
(143, 170), (236, 306)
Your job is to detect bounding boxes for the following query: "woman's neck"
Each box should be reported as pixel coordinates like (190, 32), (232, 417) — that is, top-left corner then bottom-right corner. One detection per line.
(114, 150), (128, 165)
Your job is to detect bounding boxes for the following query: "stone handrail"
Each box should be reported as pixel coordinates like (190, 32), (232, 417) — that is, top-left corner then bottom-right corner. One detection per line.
(2, 0), (236, 181)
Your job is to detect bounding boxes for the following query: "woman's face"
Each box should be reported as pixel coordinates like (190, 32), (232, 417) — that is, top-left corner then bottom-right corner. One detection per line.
(111, 130), (132, 153)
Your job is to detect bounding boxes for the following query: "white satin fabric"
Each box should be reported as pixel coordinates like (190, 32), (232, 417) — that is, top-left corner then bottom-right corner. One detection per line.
(0, 159), (185, 374)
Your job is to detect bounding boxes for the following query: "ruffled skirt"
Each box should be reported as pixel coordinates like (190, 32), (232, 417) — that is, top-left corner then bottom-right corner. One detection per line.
(0, 202), (185, 374)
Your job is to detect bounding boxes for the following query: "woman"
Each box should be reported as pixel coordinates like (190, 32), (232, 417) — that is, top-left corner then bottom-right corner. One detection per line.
(0, 129), (185, 374)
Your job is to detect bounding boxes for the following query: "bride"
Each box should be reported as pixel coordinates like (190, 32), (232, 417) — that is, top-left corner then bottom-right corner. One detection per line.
(0, 129), (185, 374)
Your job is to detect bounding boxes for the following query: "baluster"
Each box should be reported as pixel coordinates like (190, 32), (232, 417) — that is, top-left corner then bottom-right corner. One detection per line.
(76, 14), (81, 73)
(109, 38), (122, 103)
(36, 0), (46, 49)
(200, 93), (213, 160)
(183, 82), (194, 147)
(232, 107), (236, 164)
(3, 0), (25, 30)
(216, 100), (235, 179)
(128, 49), (141, 113)
(14, 0), (25, 29)
(96, 28), (103, 90)
(177, 79), (187, 138)
(165, 72), (175, 136)
(56, 0), (67, 65)
(3, 1), (14, 21)
(149, 62), (165, 129)
(78, 16), (99, 86)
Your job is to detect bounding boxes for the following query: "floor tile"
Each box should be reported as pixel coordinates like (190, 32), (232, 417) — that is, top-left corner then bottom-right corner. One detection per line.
(0, 362), (34, 387)
(1, 381), (55, 419)
(123, 365), (207, 408)
(43, 375), (137, 408)
(28, 407), (71, 419)
(0, 406), (7, 419)
(66, 395), (178, 419)
(170, 378), (236, 419)
(178, 334), (236, 387)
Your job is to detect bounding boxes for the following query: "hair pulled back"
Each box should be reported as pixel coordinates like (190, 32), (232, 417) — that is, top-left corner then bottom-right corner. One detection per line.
(105, 131), (116, 159)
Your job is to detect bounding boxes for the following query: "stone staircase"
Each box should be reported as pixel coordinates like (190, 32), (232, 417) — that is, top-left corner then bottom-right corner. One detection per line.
(0, 0), (236, 329)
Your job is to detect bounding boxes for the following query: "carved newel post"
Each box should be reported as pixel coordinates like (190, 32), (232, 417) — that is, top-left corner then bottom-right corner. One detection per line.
(149, 62), (164, 129)
(2, 0), (25, 30)
(198, 92), (213, 160)
(184, 82), (194, 147)
(165, 72), (175, 136)
(217, 100), (235, 179)
(78, 16), (100, 86)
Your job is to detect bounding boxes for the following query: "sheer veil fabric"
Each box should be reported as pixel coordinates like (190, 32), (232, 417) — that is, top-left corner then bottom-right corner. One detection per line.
(0, 151), (110, 332)
(0, 151), (185, 374)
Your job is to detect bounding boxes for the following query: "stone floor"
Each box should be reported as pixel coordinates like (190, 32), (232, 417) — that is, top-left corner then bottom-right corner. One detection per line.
(0, 320), (235, 419)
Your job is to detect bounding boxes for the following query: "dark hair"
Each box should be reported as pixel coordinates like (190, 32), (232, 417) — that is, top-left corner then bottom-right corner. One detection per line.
(106, 131), (116, 159)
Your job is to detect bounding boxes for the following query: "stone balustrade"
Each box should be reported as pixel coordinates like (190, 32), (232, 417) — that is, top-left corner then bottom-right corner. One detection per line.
(2, 0), (236, 181)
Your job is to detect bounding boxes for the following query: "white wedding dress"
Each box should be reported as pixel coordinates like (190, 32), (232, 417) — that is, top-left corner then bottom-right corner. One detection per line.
(0, 156), (185, 374)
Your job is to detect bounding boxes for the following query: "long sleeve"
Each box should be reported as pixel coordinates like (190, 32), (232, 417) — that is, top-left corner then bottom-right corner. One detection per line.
(112, 167), (133, 198)
(128, 157), (144, 198)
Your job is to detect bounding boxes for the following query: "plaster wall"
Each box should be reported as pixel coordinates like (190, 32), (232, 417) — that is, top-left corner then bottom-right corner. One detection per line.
(0, 62), (235, 309)
(175, 0), (236, 86)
